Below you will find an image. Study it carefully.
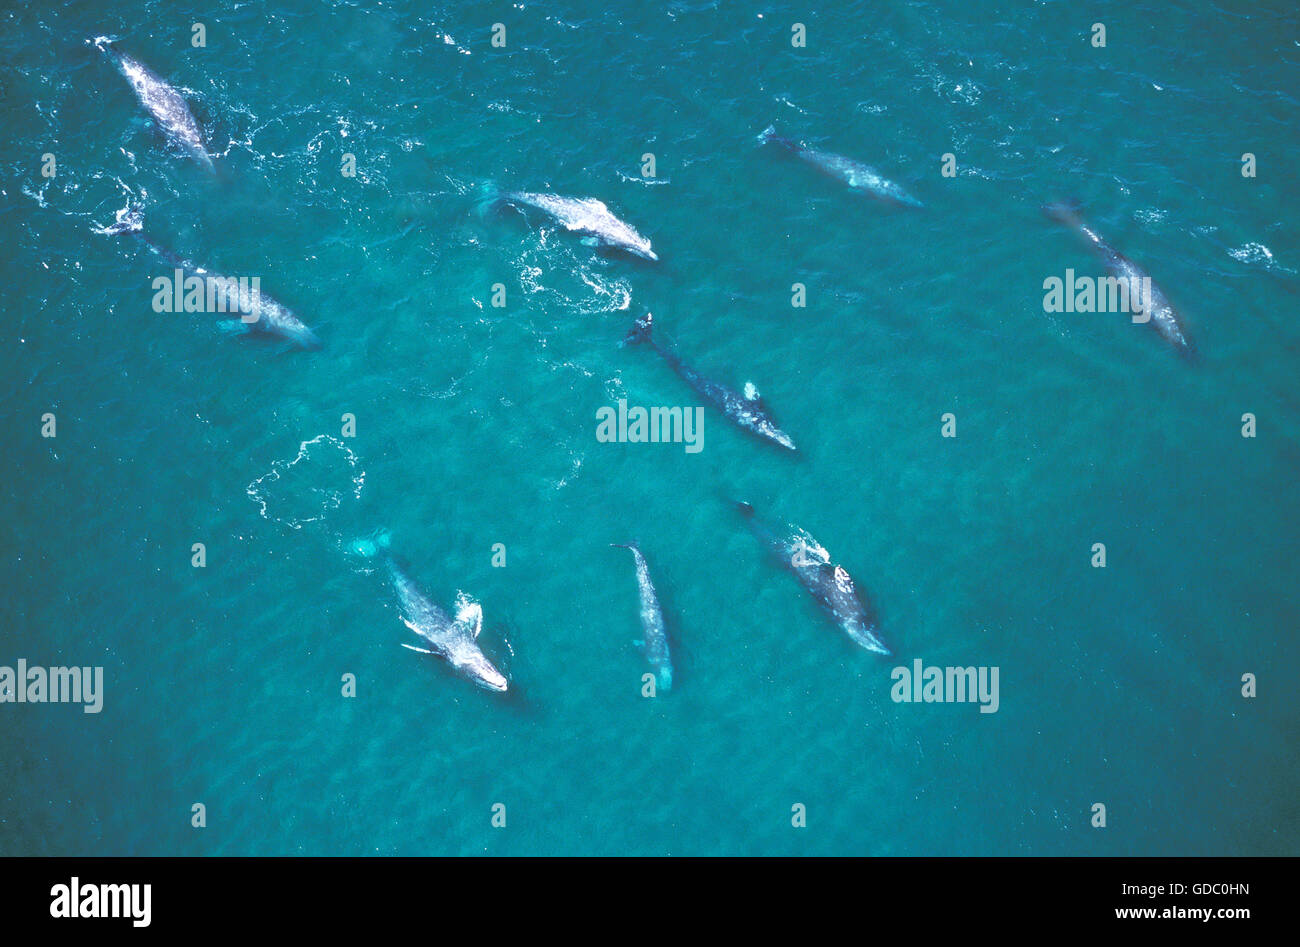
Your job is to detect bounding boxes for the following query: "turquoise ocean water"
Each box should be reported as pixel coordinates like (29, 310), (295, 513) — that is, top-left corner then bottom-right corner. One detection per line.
(1, 0), (1297, 855)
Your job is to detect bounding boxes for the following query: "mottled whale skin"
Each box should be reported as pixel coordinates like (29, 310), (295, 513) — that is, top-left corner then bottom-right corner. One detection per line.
(735, 501), (889, 655)
(100, 205), (321, 349)
(93, 37), (215, 173)
(499, 190), (658, 260)
(1043, 202), (1195, 359)
(355, 534), (508, 693)
(624, 312), (796, 451)
(612, 543), (672, 691)
(759, 126), (922, 208)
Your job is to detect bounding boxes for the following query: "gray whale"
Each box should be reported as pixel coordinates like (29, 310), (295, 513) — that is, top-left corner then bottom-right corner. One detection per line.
(612, 542), (673, 691)
(1044, 201), (1195, 359)
(759, 126), (922, 208)
(93, 37), (215, 173)
(498, 190), (658, 260)
(735, 501), (890, 655)
(624, 312), (796, 451)
(355, 533), (508, 693)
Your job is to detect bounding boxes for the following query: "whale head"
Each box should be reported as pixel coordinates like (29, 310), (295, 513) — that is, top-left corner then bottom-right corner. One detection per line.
(290, 325), (323, 351)
(450, 632), (508, 692)
(846, 620), (891, 656)
(463, 655), (508, 692)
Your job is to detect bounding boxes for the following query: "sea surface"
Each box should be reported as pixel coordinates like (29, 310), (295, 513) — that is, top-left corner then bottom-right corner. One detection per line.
(1, 0), (1297, 855)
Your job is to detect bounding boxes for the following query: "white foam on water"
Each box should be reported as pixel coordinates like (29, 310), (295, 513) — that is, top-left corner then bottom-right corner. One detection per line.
(246, 434), (366, 530)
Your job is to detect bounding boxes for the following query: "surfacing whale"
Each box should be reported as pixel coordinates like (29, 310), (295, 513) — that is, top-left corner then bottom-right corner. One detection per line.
(98, 204), (321, 350)
(354, 533), (508, 693)
(92, 36), (215, 173)
(624, 312), (796, 451)
(735, 501), (890, 655)
(612, 542), (673, 691)
(1043, 201), (1195, 359)
(759, 125), (923, 208)
(496, 189), (658, 260)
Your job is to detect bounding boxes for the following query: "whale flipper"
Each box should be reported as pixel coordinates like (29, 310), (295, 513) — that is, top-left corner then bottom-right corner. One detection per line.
(1042, 199), (1085, 229)
(454, 600), (484, 639)
(400, 642), (436, 655)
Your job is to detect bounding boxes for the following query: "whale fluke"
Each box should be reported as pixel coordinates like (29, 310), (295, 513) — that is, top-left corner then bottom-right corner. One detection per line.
(95, 201), (144, 237)
(623, 311), (654, 346)
(758, 124), (798, 150)
(1042, 199), (1085, 228)
(351, 530), (393, 558)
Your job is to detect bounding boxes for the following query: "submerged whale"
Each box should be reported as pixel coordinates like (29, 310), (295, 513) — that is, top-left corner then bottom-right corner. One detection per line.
(612, 543), (673, 691)
(354, 533), (508, 693)
(99, 204), (321, 349)
(496, 189), (658, 260)
(1043, 201), (1195, 359)
(624, 312), (796, 451)
(759, 126), (922, 208)
(92, 36), (215, 173)
(735, 501), (890, 655)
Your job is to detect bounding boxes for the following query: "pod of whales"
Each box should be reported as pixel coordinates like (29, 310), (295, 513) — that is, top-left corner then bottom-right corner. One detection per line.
(93, 36), (215, 173)
(72, 26), (1220, 701)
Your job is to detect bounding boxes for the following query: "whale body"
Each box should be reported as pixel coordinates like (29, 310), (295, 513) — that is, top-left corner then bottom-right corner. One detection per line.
(613, 543), (672, 691)
(735, 501), (889, 655)
(100, 205), (321, 350)
(498, 190), (658, 260)
(93, 37), (215, 173)
(355, 534), (508, 693)
(759, 126), (922, 208)
(1043, 202), (1195, 359)
(624, 312), (796, 451)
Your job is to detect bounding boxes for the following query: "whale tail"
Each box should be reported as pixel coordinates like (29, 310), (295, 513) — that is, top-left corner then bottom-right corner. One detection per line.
(758, 124), (796, 151)
(89, 35), (125, 68)
(1042, 199), (1084, 229)
(623, 311), (653, 346)
(351, 529), (393, 559)
(96, 201), (144, 237)
(474, 181), (505, 219)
